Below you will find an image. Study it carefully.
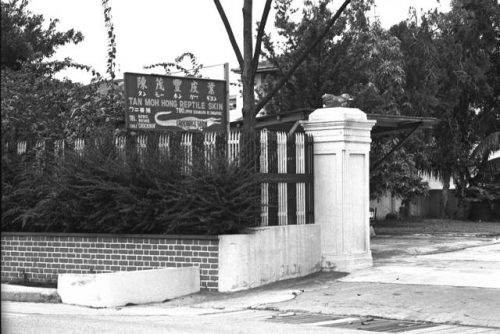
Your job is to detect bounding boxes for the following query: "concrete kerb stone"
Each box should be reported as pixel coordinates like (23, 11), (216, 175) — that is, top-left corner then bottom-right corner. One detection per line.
(0, 282), (302, 316)
(1, 284), (61, 303)
(1, 288), (304, 317)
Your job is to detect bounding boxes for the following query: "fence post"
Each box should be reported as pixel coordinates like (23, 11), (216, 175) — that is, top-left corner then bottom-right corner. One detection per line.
(301, 107), (376, 272)
(17, 141), (27, 155)
(296, 133), (306, 224)
(55, 139), (65, 161)
(115, 135), (126, 162)
(136, 134), (147, 164)
(277, 132), (287, 225)
(75, 138), (85, 157)
(158, 134), (170, 161)
(260, 129), (269, 226)
(204, 132), (217, 169)
(181, 132), (193, 175)
(228, 130), (240, 165)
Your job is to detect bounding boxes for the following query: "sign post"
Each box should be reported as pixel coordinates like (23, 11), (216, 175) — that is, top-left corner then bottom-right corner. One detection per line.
(224, 63), (230, 150)
(124, 72), (227, 132)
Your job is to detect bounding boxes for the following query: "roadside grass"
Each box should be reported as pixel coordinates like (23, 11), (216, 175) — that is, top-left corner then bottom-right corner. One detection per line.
(373, 218), (500, 236)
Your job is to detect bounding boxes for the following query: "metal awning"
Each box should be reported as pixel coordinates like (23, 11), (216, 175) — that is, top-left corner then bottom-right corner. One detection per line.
(367, 113), (439, 137)
(230, 108), (439, 137)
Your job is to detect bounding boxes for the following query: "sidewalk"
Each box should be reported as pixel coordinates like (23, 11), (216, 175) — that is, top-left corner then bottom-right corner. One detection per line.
(3, 232), (500, 331)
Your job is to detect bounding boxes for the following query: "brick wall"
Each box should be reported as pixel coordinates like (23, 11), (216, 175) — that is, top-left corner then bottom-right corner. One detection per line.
(1, 233), (219, 291)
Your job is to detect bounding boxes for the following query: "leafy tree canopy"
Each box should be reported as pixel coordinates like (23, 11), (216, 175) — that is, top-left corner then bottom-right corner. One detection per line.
(1, 0), (83, 70)
(391, 0), (500, 206)
(1, 60), (124, 143)
(1, 0), (123, 144)
(260, 0), (405, 116)
(259, 0), (425, 205)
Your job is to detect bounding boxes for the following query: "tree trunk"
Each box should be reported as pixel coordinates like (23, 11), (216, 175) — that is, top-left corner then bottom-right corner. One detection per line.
(240, 0), (257, 165)
(241, 0), (255, 133)
(440, 176), (450, 219)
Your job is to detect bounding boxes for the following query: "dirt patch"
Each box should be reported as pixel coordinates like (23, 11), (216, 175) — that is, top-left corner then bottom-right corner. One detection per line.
(2, 280), (57, 289)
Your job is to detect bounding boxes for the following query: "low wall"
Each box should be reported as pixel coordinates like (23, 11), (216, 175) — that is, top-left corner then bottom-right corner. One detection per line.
(2, 226), (322, 293)
(218, 224), (322, 292)
(1, 233), (219, 291)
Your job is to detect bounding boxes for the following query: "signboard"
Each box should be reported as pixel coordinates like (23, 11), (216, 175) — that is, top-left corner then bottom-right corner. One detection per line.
(124, 72), (227, 132)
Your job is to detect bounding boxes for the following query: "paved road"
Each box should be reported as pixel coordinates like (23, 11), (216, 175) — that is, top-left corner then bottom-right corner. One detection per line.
(1, 303), (378, 334)
(256, 237), (500, 328)
(3, 302), (498, 334)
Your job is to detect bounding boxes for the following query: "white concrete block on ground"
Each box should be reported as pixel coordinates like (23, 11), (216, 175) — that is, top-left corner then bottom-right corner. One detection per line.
(58, 267), (200, 308)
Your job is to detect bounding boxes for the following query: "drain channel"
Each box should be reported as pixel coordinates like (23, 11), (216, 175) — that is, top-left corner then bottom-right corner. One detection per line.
(268, 313), (439, 332)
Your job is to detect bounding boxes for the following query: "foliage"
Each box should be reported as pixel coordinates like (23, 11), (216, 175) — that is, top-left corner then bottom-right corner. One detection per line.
(101, 0), (117, 81)
(391, 0), (500, 203)
(260, 0), (425, 203)
(259, 0), (406, 115)
(259, 0), (499, 212)
(144, 52), (204, 78)
(471, 132), (500, 162)
(465, 183), (500, 203)
(1, 133), (261, 235)
(1, 0), (125, 145)
(1, 0), (83, 70)
(214, 0), (352, 134)
(370, 139), (429, 206)
(1, 61), (124, 144)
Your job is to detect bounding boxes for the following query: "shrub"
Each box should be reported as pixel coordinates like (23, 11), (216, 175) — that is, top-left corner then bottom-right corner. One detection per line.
(1, 132), (261, 234)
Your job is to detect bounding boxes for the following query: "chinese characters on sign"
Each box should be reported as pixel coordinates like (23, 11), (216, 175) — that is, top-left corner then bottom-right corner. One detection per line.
(124, 73), (227, 132)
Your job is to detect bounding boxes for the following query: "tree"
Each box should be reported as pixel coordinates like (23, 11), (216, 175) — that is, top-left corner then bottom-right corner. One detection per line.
(257, 0), (429, 206)
(214, 0), (352, 134)
(259, 0), (351, 113)
(259, 0), (407, 115)
(391, 0), (500, 217)
(1, 0), (124, 144)
(370, 145), (428, 214)
(1, 60), (124, 144)
(1, 0), (83, 70)
(259, 0), (412, 115)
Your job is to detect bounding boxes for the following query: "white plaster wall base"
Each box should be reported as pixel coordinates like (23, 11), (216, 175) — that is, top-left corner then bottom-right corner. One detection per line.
(302, 107), (376, 273)
(58, 267), (200, 308)
(218, 224), (321, 292)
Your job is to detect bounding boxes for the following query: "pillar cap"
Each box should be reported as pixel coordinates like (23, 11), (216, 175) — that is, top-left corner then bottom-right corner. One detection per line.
(301, 107), (376, 145)
(308, 107), (367, 122)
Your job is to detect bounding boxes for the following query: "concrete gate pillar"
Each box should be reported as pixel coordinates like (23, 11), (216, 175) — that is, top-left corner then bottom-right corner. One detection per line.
(301, 108), (376, 272)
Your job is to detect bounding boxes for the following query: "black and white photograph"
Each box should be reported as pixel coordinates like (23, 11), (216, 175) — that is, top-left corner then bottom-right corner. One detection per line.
(1, 0), (499, 333)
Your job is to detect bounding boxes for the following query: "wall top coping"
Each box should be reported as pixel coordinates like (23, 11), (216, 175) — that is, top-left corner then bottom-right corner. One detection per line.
(0, 232), (219, 240)
(218, 223), (320, 238)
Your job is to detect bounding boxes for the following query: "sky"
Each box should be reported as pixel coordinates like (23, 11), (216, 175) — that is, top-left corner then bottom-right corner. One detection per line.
(27, 0), (451, 87)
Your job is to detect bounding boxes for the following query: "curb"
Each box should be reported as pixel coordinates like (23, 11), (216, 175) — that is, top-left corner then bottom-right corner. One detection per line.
(1, 284), (61, 303)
